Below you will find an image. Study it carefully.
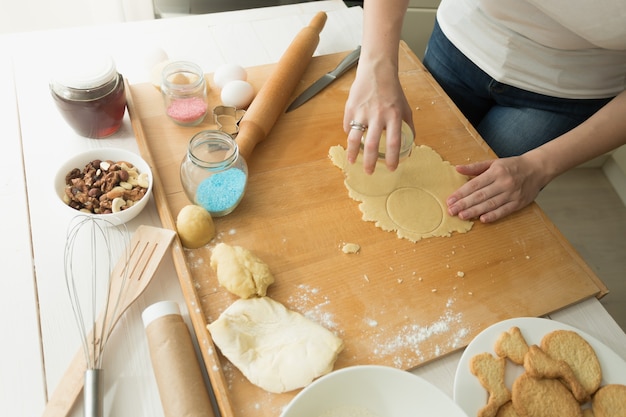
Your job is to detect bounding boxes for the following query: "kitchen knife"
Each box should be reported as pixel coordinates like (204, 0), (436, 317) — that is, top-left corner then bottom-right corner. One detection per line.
(286, 45), (361, 112)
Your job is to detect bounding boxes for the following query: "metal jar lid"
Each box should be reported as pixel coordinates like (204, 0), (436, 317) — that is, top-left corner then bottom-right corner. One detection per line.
(51, 54), (118, 90)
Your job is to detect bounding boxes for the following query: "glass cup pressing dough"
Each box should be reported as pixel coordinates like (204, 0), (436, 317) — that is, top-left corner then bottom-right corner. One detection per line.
(360, 120), (414, 161)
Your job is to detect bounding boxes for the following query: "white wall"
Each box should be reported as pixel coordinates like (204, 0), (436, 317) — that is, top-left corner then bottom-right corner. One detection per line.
(613, 145), (626, 174)
(604, 145), (626, 206)
(0, 0), (154, 34)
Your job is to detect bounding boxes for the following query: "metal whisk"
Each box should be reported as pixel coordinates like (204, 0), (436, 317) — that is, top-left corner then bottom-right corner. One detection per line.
(63, 215), (131, 417)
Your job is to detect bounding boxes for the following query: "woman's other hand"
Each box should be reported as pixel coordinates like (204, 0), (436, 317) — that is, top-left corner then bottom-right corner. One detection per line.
(446, 155), (549, 223)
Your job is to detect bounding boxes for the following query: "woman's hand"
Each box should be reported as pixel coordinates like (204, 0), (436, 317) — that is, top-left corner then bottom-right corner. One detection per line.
(448, 90), (626, 223)
(343, 62), (413, 174)
(342, 0), (413, 174)
(446, 155), (550, 223)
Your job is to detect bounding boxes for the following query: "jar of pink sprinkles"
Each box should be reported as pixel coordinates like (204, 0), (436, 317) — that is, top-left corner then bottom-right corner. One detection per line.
(161, 61), (208, 126)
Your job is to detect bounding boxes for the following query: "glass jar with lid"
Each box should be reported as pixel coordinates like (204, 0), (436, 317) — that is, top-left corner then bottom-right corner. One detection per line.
(49, 54), (126, 138)
(180, 130), (248, 217)
(161, 61), (208, 126)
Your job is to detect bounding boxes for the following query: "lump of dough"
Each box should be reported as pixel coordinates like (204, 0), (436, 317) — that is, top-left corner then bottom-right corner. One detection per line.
(176, 205), (215, 249)
(207, 297), (344, 393)
(210, 243), (274, 298)
(341, 242), (360, 254)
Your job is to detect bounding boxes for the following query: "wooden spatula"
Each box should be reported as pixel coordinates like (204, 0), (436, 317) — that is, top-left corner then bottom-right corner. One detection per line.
(42, 224), (176, 417)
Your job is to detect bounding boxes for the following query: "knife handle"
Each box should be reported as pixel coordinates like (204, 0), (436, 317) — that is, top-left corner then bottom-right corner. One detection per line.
(236, 12), (327, 162)
(329, 45), (361, 78)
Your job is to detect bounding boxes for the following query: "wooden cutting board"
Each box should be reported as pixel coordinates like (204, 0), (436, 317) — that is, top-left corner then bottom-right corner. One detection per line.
(126, 42), (607, 417)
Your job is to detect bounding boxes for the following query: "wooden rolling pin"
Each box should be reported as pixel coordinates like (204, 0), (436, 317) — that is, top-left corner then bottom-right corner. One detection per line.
(236, 11), (327, 161)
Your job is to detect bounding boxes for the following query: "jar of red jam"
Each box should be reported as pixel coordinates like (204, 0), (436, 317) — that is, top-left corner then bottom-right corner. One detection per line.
(50, 55), (126, 139)
(161, 61), (208, 126)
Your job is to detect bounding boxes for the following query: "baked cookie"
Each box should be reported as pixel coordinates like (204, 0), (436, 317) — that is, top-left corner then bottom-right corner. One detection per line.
(592, 384), (626, 417)
(495, 326), (529, 365)
(470, 352), (511, 417)
(496, 401), (521, 417)
(512, 372), (583, 417)
(540, 330), (602, 398)
(582, 408), (595, 417)
(523, 344), (588, 402)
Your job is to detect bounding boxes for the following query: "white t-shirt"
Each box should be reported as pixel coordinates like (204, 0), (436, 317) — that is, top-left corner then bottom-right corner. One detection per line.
(437, 0), (626, 99)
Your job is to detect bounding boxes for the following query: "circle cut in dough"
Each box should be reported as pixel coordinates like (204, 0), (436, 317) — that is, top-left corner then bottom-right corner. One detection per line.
(386, 187), (443, 234)
(176, 204), (215, 249)
(328, 143), (473, 242)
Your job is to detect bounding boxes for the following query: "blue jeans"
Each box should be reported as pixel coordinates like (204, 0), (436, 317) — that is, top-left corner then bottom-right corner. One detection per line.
(422, 20), (612, 157)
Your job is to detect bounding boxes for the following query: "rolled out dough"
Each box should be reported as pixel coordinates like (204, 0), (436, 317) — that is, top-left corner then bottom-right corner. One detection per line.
(207, 296), (344, 393)
(329, 144), (473, 242)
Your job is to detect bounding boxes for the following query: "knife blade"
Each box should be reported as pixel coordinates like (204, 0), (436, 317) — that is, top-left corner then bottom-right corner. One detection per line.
(286, 45), (361, 112)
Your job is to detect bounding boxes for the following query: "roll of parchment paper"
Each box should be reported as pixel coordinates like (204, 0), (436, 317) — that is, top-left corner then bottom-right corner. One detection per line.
(142, 301), (215, 417)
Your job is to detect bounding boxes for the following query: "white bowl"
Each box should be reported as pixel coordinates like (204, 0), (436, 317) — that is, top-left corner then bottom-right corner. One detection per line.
(54, 148), (153, 225)
(280, 365), (468, 417)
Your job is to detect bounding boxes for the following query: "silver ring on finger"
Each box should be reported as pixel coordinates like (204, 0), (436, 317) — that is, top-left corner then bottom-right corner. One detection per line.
(349, 120), (367, 131)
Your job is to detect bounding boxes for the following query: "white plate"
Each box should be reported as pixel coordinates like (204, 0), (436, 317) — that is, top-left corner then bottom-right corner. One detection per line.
(453, 317), (626, 416)
(281, 365), (468, 417)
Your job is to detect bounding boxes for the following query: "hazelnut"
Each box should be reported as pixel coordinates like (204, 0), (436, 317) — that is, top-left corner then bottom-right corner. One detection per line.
(118, 169), (129, 182)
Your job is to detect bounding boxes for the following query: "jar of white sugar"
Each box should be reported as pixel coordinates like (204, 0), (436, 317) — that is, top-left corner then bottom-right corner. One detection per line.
(161, 61), (208, 126)
(180, 130), (248, 217)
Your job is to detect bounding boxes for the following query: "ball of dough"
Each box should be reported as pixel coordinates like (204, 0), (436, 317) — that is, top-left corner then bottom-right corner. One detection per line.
(210, 243), (274, 298)
(176, 205), (215, 249)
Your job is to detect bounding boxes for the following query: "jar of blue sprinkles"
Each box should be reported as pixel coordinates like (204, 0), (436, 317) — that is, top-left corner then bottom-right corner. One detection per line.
(180, 130), (248, 217)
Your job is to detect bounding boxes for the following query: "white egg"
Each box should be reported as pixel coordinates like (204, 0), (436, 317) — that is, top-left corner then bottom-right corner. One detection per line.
(221, 80), (255, 109)
(150, 59), (172, 90)
(143, 47), (169, 72)
(213, 63), (247, 88)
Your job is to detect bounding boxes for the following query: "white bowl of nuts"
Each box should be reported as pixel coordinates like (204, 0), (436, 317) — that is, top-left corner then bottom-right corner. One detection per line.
(54, 148), (153, 225)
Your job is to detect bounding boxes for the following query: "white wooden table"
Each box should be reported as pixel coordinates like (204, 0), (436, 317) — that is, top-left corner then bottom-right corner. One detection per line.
(2, 2), (624, 416)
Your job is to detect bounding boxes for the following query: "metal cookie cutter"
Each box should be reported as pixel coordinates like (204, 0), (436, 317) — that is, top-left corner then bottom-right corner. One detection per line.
(213, 105), (246, 137)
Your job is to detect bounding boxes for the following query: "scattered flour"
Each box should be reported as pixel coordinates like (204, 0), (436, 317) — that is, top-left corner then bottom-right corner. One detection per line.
(287, 284), (338, 331)
(365, 318), (378, 327)
(371, 298), (469, 368)
(217, 284), (468, 372)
